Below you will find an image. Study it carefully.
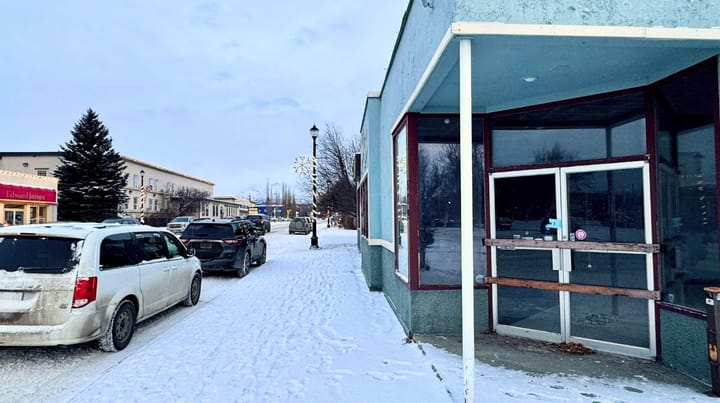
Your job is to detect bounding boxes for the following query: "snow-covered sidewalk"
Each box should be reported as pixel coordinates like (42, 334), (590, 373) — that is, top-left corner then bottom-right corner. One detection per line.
(9, 226), (715, 402)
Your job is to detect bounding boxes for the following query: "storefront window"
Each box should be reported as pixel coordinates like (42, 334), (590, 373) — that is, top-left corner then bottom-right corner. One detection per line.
(358, 178), (369, 238)
(394, 126), (408, 278)
(657, 60), (718, 311)
(492, 92), (646, 168)
(417, 117), (486, 286)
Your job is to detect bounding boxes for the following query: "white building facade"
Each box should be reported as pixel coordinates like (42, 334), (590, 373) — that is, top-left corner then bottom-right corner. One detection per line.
(0, 152), (244, 223)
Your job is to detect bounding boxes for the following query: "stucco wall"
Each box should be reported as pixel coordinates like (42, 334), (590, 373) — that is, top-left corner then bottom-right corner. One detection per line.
(660, 309), (710, 384)
(380, 247), (413, 334)
(411, 289), (489, 334)
(375, 1), (454, 243)
(363, 96), (385, 241)
(358, 238), (383, 291)
(453, 0), (720, 27)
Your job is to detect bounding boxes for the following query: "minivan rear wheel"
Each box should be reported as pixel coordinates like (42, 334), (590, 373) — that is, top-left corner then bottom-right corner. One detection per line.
(99, 300), (136, 352)
(182, 273), (202, 306)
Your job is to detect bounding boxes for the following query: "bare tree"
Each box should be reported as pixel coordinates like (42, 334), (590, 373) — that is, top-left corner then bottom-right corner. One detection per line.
(167, 187), (211, 217)
(143, 187), (210, 226)
(316, 123), (359, 224)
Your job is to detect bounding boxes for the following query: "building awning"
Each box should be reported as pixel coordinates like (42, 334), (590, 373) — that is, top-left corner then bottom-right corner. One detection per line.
(405, 22), (720, 116)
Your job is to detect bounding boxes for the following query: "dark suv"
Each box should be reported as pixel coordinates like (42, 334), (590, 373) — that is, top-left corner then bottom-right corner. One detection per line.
(180, 218), (266, 277)
(246, 214), (271, 234)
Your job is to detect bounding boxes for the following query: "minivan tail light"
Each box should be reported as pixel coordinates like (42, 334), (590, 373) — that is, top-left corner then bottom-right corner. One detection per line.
(72, 276), (98, 308)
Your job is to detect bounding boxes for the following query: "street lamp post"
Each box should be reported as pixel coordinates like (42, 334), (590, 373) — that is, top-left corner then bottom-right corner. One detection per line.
(310, 124), (319, 249)
(139, 169), (146, 224)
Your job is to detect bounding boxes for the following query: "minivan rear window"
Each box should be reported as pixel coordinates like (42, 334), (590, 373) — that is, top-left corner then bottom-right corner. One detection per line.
(0, 236), (79, 273)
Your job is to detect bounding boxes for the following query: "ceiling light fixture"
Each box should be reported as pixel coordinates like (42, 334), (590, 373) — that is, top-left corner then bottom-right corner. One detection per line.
(522, 76), (538, 83)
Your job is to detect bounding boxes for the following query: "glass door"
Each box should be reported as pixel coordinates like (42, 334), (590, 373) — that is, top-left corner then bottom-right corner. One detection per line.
(489, 162), (656, 357)
(4, 206), (25, 226)
(491, 169), (564, 340)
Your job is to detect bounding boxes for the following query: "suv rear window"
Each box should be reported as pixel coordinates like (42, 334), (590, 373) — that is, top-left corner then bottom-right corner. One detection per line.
(0, 236), (79, 273)
(183, 223), (235, 239)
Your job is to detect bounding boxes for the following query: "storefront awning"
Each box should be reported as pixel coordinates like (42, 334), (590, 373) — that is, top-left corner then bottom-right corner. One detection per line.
(406, 22), (720, 115)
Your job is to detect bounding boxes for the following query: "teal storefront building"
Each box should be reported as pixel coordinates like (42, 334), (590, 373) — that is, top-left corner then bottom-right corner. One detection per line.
(358, 0), (720, 384)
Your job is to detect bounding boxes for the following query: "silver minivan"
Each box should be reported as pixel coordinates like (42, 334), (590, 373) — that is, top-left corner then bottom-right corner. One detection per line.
(0, 223), (202, 351)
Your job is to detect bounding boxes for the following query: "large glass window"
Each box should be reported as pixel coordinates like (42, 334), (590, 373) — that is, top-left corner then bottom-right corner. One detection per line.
(657, 60), (718, 310)
(394, 126), (409, 278)
(492, 92), (646, 168)
(358, 178), (369, 238)
(568, 169), (646, 243)
(417, 117), (486, 286)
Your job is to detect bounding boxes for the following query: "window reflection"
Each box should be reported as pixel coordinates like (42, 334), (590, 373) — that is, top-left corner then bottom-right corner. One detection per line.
(394, 127), (408, 278)
(657, 61), (718, 311)
(492, 92), (646, 168)
(493, 174), (556, 240)
(568, 169), (645, 243)
(418, 141), (485, 285)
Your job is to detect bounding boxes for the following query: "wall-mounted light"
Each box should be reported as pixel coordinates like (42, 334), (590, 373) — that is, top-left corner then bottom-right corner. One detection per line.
(522, 76), (538, 83)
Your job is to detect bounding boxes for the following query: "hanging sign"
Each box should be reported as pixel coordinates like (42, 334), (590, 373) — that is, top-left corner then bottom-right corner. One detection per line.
(0, 183), (57, 203)
(574, 228), (588, 241)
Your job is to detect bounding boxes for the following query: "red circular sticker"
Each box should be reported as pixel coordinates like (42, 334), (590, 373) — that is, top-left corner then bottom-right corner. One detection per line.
(574, 229), (587, 241)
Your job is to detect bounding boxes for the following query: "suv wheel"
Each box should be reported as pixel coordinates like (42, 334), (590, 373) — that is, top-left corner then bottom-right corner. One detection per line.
(99, 300), (136, 352)
(257, 245), (267, 266)
(236, 252), (251, 277)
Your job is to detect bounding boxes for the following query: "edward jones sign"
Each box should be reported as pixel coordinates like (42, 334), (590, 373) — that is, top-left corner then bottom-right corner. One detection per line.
(0, 184), (57, 203)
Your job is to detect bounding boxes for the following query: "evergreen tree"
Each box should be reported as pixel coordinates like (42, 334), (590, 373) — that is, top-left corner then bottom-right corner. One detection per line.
(55, 109), (128, 222)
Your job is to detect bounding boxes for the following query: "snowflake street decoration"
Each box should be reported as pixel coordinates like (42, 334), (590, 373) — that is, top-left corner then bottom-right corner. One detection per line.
(293, 155), (315, 176)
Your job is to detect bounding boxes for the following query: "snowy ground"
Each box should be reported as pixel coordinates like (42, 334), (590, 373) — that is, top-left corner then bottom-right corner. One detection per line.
(0, 223), (714, 402)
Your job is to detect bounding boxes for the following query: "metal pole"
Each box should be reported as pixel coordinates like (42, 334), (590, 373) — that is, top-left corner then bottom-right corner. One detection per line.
(310, 135), (319, 248)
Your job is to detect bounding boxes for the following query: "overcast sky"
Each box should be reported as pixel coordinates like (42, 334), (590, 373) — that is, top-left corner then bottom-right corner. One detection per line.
(0, 1), (407, 198)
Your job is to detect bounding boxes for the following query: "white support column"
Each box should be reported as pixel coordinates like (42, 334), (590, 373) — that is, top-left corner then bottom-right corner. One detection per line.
(459, 37), (475, 402)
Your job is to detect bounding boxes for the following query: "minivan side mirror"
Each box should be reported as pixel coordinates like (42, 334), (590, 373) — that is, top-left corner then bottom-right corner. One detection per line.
(187, 248), (195, 257)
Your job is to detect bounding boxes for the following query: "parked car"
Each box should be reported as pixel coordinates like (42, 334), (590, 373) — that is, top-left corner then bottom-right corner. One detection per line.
(246, 214), (271, 234)
(102, 217), (141, 225)
(166, 216), (195, 235)
(179, 218), (266, 277)
(289, 217), (312, 235)
(0, 223), (202, 351)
